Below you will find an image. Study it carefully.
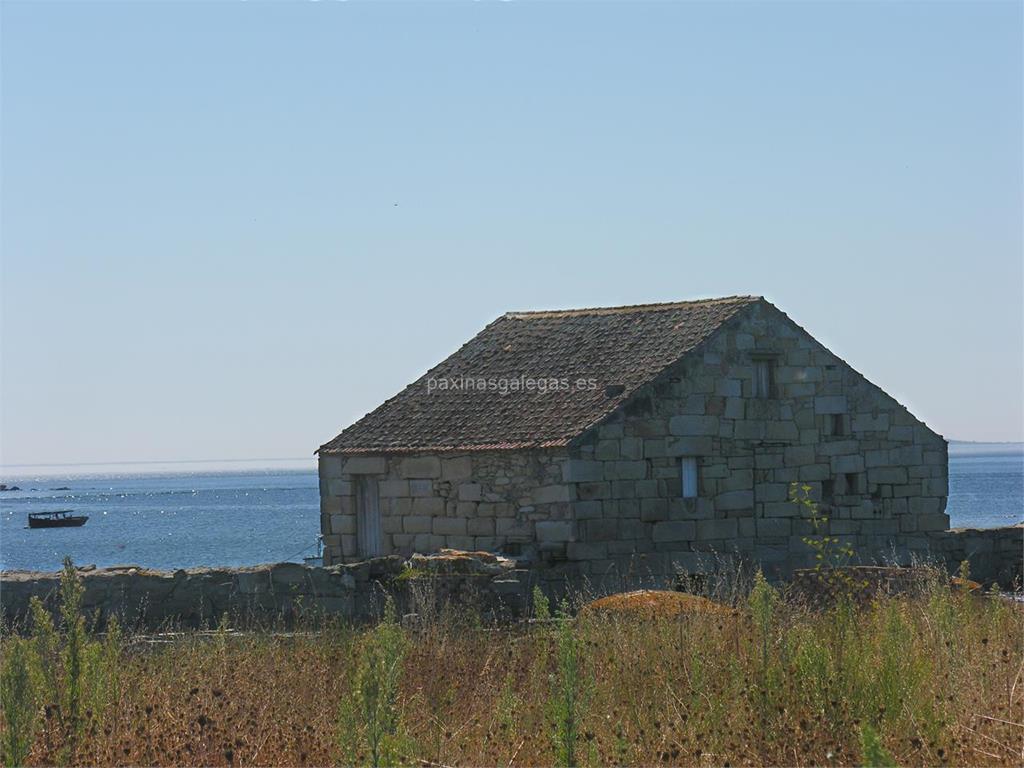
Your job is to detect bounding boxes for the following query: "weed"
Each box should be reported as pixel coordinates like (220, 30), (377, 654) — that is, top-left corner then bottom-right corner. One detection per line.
(394, 565), (426, 583)
(790, 482), (866, 591)
(547, 601), (590, 768)
(338, 599), (408, 767)
(533, 586), (551, 621)
(0, 636), (42, 767)
(2, 571), (1020, 767)
(859, 723), (897, 767)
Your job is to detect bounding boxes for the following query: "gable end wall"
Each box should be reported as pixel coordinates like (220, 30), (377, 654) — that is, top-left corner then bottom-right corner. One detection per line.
(562, 300), (948, 579)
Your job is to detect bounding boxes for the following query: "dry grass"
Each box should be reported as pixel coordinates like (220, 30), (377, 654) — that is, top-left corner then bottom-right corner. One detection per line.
(2, 579), (1023, 767)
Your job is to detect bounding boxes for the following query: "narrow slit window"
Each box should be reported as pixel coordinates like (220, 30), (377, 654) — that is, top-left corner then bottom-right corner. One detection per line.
(681, 457), (699, 499)
(831, 414), (845, 436)
(753, 358), (775, 398)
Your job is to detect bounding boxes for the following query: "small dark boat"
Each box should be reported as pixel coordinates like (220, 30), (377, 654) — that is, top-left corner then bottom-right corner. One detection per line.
(28, 510), (89, 529)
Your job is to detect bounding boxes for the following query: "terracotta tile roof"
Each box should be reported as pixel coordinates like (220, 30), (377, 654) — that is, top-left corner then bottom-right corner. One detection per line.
(319, 296), (761, 455)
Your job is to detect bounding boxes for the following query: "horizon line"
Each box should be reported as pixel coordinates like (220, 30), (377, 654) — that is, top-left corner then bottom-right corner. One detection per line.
(3, 439), (1024, 471)
(0, 456), (314, 470)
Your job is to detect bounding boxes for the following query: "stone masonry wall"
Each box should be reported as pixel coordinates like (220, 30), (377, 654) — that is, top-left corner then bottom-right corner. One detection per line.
(560, 301), (950, 580)
(2, 528), (1018, 631)
(319, 451), (571, 565)
(928, 525), (1024, 587)
(0, 554), (534, 631)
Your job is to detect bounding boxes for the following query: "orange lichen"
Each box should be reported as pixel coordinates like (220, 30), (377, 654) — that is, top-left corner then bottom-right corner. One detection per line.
(950, 576), (982, 592)
(581, 589), (735, 619)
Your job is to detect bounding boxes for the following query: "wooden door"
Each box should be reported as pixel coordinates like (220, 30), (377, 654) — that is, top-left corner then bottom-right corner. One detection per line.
(355, 475), (382, 557)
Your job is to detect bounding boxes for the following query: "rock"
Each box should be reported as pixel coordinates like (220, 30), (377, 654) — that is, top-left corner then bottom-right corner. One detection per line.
(581, 590), (735, 619)
(439, 548), (498, 564)
(342, 456), (387, 475)
(408, 550), (503, 576)
(535, 520), (573, 543)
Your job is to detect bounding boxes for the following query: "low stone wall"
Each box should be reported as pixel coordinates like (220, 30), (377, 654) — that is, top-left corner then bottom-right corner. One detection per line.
(788, 566), (938, 606)
(926, 525), (1023, 587)
(3, 527), (1018, 631)
(0, 552), (534, 631)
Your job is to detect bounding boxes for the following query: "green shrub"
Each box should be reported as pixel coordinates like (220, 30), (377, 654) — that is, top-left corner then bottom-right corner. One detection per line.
(788, 624), (834, 718)
(748, 570), (782, 742)
(338, 601), (409, 767)
(28, 597), (58, 704)
(548, 602), (590, 768)
(0, 635), (42, 767)
(790, 482), (864, 590)
(59, 558), (87, 758)
(394, 565), (426, 583)
(23, 558), (125, 763)
(533, 586), (551, 621)
(860, 723), (898, 767)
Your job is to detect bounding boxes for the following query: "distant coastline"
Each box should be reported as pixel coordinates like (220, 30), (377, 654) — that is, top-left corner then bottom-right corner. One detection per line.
(948, 440), (1024, 446)
(0, 457), (316, 480)
(2, 443), (1022, 480)
(947, 441), (1024, 458)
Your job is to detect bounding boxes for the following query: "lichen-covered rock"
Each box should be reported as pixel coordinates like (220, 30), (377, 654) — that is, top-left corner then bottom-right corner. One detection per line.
(581, 589), (735, 619)
(408, 549), (513, 576)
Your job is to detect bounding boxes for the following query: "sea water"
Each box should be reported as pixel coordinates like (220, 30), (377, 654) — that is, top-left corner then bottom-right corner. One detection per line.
(0, 466), (319, 571)
(1, 448), (1020, 572)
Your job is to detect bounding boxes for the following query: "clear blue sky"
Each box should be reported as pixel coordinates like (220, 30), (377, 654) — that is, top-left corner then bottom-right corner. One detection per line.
(1, 1), (1021, 467)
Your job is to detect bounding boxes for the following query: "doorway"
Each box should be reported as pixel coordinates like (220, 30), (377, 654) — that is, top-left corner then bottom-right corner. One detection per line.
(354, 475), (382, 557)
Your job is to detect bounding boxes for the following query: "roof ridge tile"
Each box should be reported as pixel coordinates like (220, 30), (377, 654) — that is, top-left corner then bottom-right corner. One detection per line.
(504, 295), (761, 319)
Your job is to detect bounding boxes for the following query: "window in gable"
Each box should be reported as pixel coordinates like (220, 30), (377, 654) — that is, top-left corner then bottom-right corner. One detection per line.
(753, 358), (775, 398)
(681, 457), (699, 499)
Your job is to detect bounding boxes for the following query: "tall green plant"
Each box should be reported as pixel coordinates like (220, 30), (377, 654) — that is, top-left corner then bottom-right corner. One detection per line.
(859, 723), (898, 767)
(59, 557), (87, 758)
(0, 636), (42, 767)
(748, 570), (782, 746)
(533, 586), (551, 621)
(338, 602), (409, 767)
(28, 597), (59, 704)
(24, 558), (124, 762)
(84, 614), (123, 716)
(748, 570), (778, 670)
(548, 601), (590, 768)
(872, 602), (928, 729)
(790, 482), (865, 590)
(788, 624), (834, 719)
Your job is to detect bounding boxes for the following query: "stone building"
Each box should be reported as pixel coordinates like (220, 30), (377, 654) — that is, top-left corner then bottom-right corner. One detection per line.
(317, 296), (949, 580)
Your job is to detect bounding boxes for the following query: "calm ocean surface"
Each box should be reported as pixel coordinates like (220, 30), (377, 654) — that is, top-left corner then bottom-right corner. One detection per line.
(1, 449), (1021, 572)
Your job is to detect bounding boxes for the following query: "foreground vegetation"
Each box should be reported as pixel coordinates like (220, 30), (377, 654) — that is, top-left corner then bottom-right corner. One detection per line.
(1, 561), (1022, 767)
